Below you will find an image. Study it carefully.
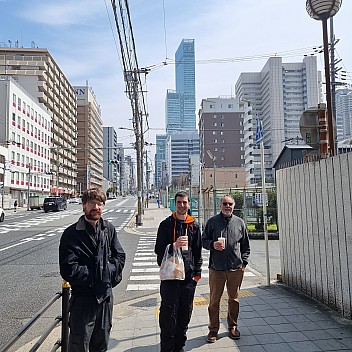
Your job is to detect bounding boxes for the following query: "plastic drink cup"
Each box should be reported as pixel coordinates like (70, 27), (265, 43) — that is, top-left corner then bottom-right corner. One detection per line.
(180, 236), (188, 251)
(218, 237), (226, 248)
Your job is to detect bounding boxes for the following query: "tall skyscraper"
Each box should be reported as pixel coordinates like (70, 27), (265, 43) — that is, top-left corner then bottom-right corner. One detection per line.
(335, 88), (352, 141)
(154, 134), (167, 188)
(158, 39), (198, 185)
(166, 39), (196, 135)
(74, 85), (103, 190)
(235, 56), (322, 183)
(103, 126), (119, 190)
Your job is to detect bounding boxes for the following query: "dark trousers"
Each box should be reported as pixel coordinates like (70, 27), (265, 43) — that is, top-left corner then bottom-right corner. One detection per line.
(159, 279), (197, 352)
(68, 294), (113, 352)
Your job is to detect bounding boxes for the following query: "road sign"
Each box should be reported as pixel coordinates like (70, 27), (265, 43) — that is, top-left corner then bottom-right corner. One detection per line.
(299, 108), (319, 149)
(256, 119), (263, 145)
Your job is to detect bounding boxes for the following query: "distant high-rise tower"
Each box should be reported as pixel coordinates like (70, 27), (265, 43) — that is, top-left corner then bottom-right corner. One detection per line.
(166, 39), (196, 135)
(157, 39), (199, 186)
(335, 88), (352, 141)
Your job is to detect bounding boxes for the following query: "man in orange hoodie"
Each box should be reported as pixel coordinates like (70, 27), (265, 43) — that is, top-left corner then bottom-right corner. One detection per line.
(155, 190), (203, 352)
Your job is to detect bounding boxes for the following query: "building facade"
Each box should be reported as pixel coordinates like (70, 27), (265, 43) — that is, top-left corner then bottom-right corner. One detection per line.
(74, 86), (103, 192)
(0, 76), (51, 205)
(235, 56), (322, 183)
(154, 134), (167, 189)
(335, 88), (352, 141)
(103, 126), (119, 192)
(159, 39), (198, 185)
(0, 48), (77, 195)
(166, 131), (199, 185)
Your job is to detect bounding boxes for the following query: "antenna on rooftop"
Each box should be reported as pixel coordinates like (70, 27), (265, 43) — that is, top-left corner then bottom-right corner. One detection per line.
(31, 41), (35, 48)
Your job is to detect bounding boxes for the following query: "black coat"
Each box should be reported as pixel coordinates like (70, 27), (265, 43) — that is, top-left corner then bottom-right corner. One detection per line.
(59, 216), (125, 303)
(155, 213), (202, 280)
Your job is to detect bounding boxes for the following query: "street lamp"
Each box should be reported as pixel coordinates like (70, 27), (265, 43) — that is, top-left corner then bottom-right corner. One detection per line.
(306, 0), (342, 156)
(206, 150), (217, 216)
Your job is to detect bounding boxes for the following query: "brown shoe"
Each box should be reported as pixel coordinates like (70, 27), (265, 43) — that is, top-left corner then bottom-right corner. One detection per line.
(207, 331), (218, 343)
(228, 327), (240, 340)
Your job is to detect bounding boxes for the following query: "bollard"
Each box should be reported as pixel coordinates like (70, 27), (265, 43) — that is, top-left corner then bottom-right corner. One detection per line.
(61, 280), (71, 352)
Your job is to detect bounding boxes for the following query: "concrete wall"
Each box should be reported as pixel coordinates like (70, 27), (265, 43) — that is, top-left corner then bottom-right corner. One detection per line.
(276, 152), (352, 318)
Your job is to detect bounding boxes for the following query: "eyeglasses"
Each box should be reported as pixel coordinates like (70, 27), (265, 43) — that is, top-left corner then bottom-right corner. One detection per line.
(87, 201), (104, 207)
(222, 202), (233, 206)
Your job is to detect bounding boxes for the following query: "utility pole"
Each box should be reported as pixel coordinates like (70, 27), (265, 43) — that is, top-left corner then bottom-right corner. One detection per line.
(111, 1), (149, 226)
(27, 164), (31, 211)
(145, 149), (149, 209)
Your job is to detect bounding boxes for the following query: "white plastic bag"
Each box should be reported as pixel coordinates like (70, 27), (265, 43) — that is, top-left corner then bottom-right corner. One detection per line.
(159, 244), (185, 281)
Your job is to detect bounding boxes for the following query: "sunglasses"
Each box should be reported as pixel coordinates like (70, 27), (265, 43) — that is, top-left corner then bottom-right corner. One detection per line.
(222, 202), (233, 206)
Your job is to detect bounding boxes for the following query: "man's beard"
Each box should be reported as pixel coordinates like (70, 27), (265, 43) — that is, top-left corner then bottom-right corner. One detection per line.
(85, 210), (101, 220)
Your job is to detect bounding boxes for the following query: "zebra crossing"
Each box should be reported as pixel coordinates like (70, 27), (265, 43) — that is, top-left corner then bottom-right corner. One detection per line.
(126, 236), (257, 291)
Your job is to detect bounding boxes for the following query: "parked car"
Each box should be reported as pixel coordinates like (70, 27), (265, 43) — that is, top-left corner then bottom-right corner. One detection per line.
(68, 197), (81, 204)
(0, 207), (4, 222)
(43, 196), (67, 213)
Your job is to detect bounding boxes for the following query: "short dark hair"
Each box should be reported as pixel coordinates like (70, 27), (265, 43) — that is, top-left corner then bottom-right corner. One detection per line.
(174, 190), (190, 202)
(82, 188), (106, 204)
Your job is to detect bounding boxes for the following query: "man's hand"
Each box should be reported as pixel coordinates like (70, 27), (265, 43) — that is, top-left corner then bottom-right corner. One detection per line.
(213, 240), (225, 251)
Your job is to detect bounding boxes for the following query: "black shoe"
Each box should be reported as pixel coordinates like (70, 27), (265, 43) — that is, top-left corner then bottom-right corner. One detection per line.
(207, 331), (218, 343)
(228, 327), (240, 340)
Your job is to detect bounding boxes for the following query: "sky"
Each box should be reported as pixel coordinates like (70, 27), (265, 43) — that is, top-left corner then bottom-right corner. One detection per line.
(1, 0), (352, 165)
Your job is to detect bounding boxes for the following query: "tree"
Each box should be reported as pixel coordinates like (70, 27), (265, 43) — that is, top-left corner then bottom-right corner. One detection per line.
(230, 192), (244, 218)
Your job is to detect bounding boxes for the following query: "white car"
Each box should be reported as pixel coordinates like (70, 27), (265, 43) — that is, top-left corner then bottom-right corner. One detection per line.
(0, 207), (4, 222)
(68, 197), (81, 204)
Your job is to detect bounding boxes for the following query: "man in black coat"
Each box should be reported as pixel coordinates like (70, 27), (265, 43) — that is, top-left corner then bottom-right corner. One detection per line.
(59, 188), (125, 352)
(155, 190), (202, 352)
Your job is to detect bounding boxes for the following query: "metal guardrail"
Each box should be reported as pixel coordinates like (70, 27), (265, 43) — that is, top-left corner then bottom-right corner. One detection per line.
(0, 281), (70, 352)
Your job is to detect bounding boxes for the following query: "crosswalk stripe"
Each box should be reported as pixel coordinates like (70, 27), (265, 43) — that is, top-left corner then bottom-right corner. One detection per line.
(132, 268), (159, 273)
(127, 284), (159, 291)
(130, 275), (160, 280)
(132, 262), (158, 266)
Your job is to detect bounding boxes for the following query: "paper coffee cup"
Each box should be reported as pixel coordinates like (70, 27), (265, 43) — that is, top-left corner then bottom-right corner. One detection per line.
(218, 237), (226, 248)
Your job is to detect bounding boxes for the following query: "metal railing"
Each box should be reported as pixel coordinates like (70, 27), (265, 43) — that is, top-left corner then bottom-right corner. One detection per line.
(0, 281), (70, 352)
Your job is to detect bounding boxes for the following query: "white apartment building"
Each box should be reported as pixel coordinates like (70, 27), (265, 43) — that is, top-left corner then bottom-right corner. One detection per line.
(235, 56), (322, 183)
(0, 48), (77, 195)
(336, 88), (352, 141)
(0, 76), (51, 205)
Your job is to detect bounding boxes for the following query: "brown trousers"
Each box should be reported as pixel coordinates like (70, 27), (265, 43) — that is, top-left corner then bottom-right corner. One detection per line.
(208, 268), (244, 333)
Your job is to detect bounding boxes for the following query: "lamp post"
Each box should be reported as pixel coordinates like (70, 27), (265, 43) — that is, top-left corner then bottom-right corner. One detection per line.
(306, 0), (342, 157)
(206, 150), (217, 216)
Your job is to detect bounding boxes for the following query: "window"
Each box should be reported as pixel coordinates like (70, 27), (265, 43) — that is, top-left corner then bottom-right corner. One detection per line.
(212, 131), (217, 135)
(220, 131), (224, 135)
(220, 123), (224, 127)
(214, 147), (218, 151)
(212, 114), (217, 119)
(213, 139), (218, 143)
(213, 122), (217, 127)
(221, 156), (225, 160)
(12, 113), (15, 122)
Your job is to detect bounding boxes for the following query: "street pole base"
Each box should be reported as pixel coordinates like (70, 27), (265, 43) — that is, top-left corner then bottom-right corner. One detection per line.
(136, 214), (143, 227)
